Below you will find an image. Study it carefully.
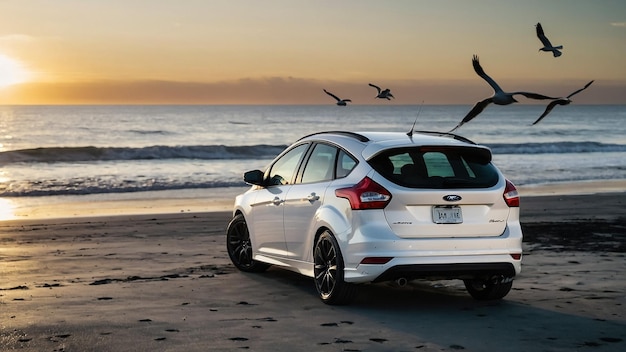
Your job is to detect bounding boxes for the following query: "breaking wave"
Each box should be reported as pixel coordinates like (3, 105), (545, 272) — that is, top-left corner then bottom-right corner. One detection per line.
(0, 144), (289, 164)
(486, 141), (626, 155)
(1, 142), (624, 165)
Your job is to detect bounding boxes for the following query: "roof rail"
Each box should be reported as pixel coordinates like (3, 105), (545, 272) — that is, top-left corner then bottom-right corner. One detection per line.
(412, 130), (477, 145)
(297, 131), (370, 142)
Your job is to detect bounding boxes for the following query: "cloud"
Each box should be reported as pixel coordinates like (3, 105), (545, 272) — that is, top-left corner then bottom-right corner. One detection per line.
(0, 34), (36, 44)
(1, 77), (478, 105)
(610, 22), (626, 27)
(2, 77), (625, 105)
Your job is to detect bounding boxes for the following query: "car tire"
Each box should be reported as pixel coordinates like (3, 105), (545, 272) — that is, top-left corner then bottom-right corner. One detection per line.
(313, 230), (357, 305)
(226, 213), (270, 273)
(463, 278), (513, 300)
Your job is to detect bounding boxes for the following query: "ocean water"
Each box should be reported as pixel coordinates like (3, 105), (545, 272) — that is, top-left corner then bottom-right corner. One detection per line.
(0, 104), (625, 198)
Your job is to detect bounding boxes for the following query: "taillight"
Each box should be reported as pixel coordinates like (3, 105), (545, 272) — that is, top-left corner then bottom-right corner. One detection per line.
(335, 177), (392, 210)
(503, 179), (520, 207)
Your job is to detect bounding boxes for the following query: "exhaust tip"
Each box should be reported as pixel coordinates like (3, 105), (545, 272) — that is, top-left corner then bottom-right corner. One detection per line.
(394, 277), (408, 287)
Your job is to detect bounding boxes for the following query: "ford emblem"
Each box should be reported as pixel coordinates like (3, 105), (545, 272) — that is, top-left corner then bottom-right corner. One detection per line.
(443, 195), (462, 202)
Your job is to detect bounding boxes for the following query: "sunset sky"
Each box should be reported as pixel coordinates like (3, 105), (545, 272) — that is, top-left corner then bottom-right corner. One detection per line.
(0, 0), (624, 105)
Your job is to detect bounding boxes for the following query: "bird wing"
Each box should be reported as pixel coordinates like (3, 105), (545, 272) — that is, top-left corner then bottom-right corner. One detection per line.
(536, 22), (553, 47)
(368, 83), (381, 94)
(323, 89), (341, 102)
(472, 55), (503, 93)
(513, 91), (558, 100)
(449, 98), (493, 132)
(566, 80), (594, 98)
(532, 99), (568, 125)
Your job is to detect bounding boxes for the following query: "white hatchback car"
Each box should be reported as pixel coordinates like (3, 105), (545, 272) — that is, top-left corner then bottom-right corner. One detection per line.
(227, 131), (522, 305)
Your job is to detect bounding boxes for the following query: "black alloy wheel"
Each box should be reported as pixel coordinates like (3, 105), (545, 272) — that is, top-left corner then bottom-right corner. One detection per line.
(313, 230), (357, 305)
(226, 214), (270, 273)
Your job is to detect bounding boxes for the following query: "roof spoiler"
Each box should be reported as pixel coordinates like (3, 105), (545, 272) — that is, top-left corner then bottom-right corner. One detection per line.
(411, 130), (477, 145)
(297, 131), (370, 142)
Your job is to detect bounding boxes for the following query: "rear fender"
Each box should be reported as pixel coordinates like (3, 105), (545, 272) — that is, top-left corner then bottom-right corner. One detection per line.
(306, 204), (352, 262)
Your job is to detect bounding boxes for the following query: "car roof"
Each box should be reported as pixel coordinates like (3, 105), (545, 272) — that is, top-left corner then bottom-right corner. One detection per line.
(299, 131), (488, 160)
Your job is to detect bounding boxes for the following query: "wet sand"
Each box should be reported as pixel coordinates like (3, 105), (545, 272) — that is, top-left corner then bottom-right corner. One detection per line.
(1, 191), (625, 351)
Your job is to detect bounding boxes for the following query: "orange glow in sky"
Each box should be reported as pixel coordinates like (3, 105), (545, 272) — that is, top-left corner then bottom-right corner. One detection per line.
(0, 1), (625, 105)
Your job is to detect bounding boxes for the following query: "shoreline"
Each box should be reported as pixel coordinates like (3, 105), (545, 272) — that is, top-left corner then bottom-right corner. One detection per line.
(1, 179), (625, 221)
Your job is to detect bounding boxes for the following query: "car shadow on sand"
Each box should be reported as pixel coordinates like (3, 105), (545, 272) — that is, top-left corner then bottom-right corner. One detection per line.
(246, 267), (625, 351)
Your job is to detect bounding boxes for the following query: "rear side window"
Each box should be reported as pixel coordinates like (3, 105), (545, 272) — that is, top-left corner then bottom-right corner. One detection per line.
(368, 146), (499, 189)
(336, 149), (357, 178)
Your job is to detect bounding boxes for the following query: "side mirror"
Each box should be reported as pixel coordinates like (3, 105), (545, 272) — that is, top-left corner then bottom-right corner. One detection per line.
(243, 170), (265, 186)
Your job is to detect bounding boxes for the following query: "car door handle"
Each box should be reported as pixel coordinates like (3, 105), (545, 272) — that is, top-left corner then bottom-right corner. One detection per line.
(272, 197), (284, 206)
(307, 193), (320, 202)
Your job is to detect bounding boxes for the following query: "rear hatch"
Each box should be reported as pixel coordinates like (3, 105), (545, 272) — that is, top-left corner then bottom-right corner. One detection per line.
(381, 186), (509, 238)
(368, 145), (510, 238)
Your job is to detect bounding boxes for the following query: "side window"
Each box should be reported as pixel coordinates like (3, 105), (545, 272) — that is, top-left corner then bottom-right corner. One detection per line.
(267, 144), (308, 186)
(336, 150), (357, 178)
(301, 144), (337, 184)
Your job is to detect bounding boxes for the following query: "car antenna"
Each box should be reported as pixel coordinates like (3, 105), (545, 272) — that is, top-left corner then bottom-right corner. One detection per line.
(407, 101), (424, 137)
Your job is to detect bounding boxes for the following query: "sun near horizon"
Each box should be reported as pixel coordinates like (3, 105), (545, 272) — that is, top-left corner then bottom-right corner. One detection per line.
(0, 54), (31, 88)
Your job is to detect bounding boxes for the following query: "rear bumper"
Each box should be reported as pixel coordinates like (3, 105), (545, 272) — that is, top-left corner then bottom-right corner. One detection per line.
(371, 262), (516, 283)
(344, 253), (521, 283)
(337, 210), (523, 283)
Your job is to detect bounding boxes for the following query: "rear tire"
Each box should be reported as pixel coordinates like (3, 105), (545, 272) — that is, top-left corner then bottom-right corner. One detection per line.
(313, 230), (357, 305)
(226, 214), (270, 273)
(464, 278), (513, 300)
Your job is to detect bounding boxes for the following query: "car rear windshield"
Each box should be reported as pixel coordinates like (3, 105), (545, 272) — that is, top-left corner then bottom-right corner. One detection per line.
(368, 146), (499, 189)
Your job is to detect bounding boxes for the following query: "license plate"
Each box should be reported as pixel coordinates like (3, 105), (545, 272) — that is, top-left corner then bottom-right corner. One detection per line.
(432, 206), (463, 224)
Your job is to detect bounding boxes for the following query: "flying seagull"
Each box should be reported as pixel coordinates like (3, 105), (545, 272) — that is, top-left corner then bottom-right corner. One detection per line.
(368, 83), (394, 100)
(532, 80), (594, 125)
(449, 55), (556, 132)
(323, 89), (352, 106)
(536, 22), (563, 57)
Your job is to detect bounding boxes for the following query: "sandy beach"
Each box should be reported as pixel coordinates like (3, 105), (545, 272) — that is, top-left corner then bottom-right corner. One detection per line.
(1, 185), (625, 351)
